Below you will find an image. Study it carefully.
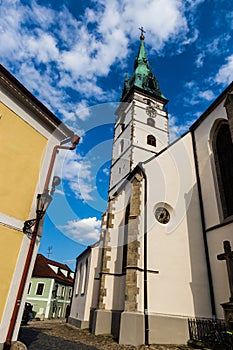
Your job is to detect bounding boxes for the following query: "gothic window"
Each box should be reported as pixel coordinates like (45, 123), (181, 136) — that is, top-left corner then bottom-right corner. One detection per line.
(76, 263), (82, 295)
(213, 122), (233, 218)
(122, 204), (130, 273)
(147, 118), (155, 127)
(81, 258), (88, 295)
(147, 135), (156, 147)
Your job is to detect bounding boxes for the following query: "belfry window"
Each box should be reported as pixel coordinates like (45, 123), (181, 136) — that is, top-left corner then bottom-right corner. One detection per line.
(147, 135), (156, 147)
(120, 139), (124, 153)
(213, 122), (233, 219)
(147, 118), (155, 127)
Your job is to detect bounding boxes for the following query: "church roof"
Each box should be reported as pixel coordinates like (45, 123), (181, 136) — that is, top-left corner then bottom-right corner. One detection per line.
(120, 32), (168, 103)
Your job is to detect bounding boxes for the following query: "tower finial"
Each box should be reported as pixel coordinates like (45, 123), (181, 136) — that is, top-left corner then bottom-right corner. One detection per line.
(138, 26), (146, 40)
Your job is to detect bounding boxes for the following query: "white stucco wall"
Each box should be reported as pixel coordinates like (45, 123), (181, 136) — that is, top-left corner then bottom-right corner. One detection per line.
(70, 246), (100, 322)
(143, 133), (212, 318)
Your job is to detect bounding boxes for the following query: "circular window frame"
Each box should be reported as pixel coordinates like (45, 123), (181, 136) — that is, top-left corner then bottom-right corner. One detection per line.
(154, 203), (173, 225)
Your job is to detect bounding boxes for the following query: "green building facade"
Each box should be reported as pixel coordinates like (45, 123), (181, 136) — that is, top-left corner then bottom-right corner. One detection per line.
(26, 254), (74, 319)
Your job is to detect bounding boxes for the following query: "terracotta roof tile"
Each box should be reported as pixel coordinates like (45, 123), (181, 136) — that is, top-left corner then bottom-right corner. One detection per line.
(32, 254), (74, 285)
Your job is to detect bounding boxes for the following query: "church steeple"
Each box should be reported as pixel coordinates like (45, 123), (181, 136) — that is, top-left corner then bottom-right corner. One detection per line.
(110, 29), (169, 193)
(121, 29), (167, 103)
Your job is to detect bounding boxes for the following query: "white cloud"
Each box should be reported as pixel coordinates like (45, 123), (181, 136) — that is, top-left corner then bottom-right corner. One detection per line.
(58, 217), (101, 244)
(56, 151), (96, 201)
(75, 100), (91, 121)
(198, 90), (215, 101)
(184, 80), (215, 105)
(195, 53), (205, 68)
(102, 167), (109, 176)
(55, 189), (65, 196)
(0, 0), (201, 125)
(186, 0), (205, 8)
(215, 54), (233, 85)
(26, 31), (59, 63)
(169, 115), (196, 141)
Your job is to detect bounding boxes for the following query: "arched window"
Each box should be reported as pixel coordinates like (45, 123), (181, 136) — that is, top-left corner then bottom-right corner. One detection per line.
(122, 203), (130, 273)
(147, 135), (156, 147)
(213, 122), (233, 218)
(147, 118), (155, 127)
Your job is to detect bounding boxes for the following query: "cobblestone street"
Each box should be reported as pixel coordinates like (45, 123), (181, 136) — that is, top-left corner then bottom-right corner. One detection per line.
(17, 320), (201, 350)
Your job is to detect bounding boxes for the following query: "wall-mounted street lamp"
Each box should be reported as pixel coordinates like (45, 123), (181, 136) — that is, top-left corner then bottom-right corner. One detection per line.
(23, 176), (61, 237)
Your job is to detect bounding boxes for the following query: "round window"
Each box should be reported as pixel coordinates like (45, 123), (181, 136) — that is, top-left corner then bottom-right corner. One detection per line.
(155, 207), (170, 224)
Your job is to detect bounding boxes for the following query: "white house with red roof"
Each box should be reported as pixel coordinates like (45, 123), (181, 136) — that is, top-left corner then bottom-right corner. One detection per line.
(26, 254), (74, 320)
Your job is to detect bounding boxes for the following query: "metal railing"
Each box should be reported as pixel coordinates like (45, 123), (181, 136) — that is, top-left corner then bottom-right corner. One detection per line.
(188, 318), (227, 341)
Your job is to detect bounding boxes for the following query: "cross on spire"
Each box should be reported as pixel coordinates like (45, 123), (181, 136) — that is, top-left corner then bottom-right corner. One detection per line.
(139, 26), (146, 40)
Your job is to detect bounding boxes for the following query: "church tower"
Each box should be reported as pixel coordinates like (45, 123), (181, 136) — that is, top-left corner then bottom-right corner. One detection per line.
(91, 31), (171, 346)
(109, 29), (169, 193)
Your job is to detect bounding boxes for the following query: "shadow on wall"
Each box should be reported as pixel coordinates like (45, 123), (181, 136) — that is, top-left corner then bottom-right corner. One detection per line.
(185, 182), (212, 318)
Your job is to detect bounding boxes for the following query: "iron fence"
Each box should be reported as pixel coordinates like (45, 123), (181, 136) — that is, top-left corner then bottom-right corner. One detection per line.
(188, 318), (227, 341)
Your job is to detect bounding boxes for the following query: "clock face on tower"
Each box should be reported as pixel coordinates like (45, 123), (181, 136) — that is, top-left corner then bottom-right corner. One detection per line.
(146, 106), (157, 118)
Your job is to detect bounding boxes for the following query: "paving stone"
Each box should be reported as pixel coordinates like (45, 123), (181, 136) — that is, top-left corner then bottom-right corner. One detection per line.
(18, 320), (202, 350)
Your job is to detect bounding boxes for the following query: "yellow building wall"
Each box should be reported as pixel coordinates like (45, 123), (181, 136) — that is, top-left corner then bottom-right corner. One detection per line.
(0, 226), (24, 322)
(0, 102), (47, 221)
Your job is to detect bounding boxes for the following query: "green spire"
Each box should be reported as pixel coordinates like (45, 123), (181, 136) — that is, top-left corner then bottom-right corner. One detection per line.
(121, 32), (167, 102)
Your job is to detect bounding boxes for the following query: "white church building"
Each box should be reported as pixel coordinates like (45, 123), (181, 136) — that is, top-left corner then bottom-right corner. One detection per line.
(69, 33), (233, 346)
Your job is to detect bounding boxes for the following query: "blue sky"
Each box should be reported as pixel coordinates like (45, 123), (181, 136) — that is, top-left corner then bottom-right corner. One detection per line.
(1, 0), (233, 269)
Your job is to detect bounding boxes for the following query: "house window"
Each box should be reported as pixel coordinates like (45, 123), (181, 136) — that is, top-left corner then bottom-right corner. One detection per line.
(36, 283), (44, 296)
(53, 284), (58, 298)
(147, 118), (155, 127)
(61, 286), (65, 298)
(213, 122), (233, 218)
(147, 135), (156, 147)
(27, 282), (31, 294)
(68, 288), (72, 299)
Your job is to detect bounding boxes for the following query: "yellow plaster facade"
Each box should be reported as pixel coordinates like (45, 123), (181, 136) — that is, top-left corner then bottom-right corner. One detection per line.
(0, 102), (47, 221)
(0, 101), (47, 324)
(0, 226), (23, 322)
